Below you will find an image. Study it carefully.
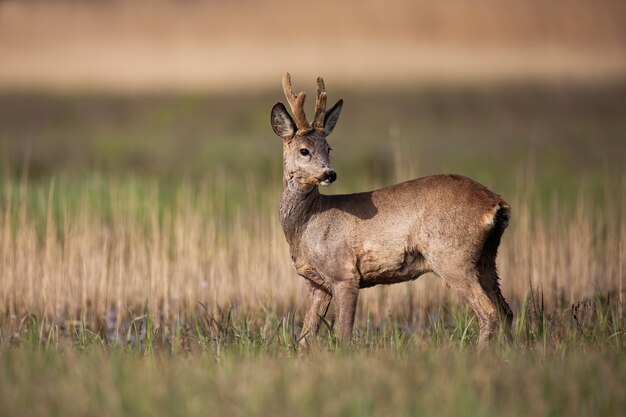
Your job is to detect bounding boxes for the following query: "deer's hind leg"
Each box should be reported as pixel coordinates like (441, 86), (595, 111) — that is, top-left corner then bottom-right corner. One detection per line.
(477, 267), (513, 340)
(476, 205), (513, 340)
(437, 266), (499, 347)
(299, 283), (332, 348)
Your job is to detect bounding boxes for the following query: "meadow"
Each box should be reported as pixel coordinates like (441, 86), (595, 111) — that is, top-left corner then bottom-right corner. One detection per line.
(1, 83), (625, 416)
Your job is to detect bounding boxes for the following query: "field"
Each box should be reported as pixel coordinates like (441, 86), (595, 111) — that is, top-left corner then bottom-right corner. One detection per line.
(0, 82), (625, 416)
(3, 1), (626, 414)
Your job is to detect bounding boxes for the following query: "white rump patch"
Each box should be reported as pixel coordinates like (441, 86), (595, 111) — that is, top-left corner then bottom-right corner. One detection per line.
(482, 207), (497, 227)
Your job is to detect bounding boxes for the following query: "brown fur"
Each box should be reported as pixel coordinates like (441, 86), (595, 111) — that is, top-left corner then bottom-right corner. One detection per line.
(271, 73), (513, 347)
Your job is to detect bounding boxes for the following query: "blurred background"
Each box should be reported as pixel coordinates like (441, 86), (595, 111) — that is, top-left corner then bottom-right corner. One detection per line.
(1, 0), (625, 190)
(0, 0), (625, 324)
(1, 0), (626, 90)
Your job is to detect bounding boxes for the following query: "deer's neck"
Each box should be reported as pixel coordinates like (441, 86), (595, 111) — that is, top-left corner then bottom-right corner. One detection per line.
(279, 180), (322, 249)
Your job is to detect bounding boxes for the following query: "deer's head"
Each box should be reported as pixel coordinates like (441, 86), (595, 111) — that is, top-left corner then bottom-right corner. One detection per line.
(271, 73), (343, 191)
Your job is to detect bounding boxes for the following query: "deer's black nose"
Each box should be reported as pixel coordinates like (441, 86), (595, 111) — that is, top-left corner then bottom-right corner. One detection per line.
(325, 170), (337, 183)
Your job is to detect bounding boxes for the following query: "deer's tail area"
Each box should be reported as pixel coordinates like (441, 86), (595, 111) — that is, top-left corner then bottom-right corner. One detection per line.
(477, 203), (513, 330)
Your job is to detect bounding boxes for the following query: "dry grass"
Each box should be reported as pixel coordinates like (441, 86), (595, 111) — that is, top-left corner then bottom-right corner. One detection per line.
(1, 167), (624, 335)
(1, 85), (624, 340)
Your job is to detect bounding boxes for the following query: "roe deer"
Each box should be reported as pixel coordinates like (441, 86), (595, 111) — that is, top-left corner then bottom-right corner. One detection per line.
(271, 73), (513, 347)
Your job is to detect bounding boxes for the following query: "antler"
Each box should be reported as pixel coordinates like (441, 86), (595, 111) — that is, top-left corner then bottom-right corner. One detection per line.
(313, 77), (327, 129)
(282, 73), (329, 132)
(282, 73), (309, 131)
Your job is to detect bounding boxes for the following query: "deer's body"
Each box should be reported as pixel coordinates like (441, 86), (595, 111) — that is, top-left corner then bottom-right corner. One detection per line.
(272, 74), (513, 347)
(283, 174), (506, 289)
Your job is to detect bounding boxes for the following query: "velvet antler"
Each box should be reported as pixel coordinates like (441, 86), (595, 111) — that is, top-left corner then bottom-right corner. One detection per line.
(282, 73), (309, 131)
(313, 77), (327, 129)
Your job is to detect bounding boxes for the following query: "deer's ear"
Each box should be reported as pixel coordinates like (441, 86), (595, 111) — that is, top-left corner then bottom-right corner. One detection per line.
(271, 103), (296, 139)
(324, 99), (343, 135)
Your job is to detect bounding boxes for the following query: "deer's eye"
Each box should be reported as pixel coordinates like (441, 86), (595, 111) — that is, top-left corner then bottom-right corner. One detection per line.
(299, 149), (310, 156)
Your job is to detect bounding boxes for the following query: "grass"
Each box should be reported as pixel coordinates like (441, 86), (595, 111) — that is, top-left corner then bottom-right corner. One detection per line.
(0, 172), (623, 330)
(1, 297), (625, 417)
(4, 348), (624, 417)
(0, 84), (625, 416)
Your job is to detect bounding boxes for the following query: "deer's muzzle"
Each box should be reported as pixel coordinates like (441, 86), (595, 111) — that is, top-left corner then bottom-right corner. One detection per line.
(318, 170), (337, 186)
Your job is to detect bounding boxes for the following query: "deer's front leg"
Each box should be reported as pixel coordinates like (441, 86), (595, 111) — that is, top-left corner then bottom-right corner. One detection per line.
(333, 281), (359, 344)
(299, 283), (332, 347)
